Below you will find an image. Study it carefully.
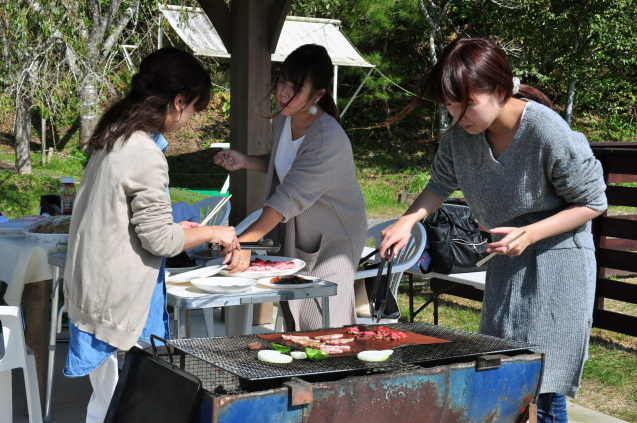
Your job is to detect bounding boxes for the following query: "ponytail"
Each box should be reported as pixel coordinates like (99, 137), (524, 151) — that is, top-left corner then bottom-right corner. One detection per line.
(515, 84), (552, 108)
(318, 92), (340, 123)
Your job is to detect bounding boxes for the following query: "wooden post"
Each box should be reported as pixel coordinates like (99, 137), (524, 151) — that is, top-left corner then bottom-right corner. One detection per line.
(41, 118), (46, 167)
(48, 147), (53, 163)
(227, 0), (272, 225)
(198, 0), (291, 225)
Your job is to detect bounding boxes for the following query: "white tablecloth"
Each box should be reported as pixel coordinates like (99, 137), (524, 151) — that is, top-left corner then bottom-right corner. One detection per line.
(0, 234), (66, 305)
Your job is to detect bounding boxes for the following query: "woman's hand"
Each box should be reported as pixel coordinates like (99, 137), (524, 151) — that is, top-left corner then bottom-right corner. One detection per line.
(379, 217), (416, 258)
(214, 150), (247, 171)
(225, 249), (252, 273)
(486, 227), (529, 256)
(209, 226), (240, 255)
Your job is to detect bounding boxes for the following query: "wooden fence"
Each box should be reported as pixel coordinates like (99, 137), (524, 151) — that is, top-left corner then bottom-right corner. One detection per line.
(590, 142), (637, 337)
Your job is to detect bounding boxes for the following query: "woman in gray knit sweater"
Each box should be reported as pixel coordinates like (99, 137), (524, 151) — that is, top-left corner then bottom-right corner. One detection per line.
(379, 38), (606, 423)
(214, 45), (367, 330)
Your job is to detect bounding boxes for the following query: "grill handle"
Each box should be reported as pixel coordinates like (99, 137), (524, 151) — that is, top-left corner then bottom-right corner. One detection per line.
(283, 377), (313, 406)
(150, 335), (174, 366)
(209, 239), (281, 253)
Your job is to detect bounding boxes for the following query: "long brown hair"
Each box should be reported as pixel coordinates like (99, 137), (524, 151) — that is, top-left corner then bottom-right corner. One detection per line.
(90, 47), (211, 151)
(377, 37), (552, 132)
(268, 44), (340, 123)
(425, 37), (552, 129)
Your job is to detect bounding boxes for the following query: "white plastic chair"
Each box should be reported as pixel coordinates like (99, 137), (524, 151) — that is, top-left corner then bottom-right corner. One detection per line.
(208, 142), (230, 195)
(192, 196), (231, 226)
(0, 306), (43, 423)
(355, 220), (427, 324)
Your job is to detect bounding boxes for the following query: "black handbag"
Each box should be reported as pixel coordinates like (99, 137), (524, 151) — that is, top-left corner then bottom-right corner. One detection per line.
(359, 248), (401, 322)
(423, 200), (489, 274)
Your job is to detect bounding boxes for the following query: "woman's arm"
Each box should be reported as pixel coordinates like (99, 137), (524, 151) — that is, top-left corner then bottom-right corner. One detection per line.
(214, 150), (269, 174)
(224, 206), (281, 273)
(237, 206), (281, 243)
(487, 205), (604, 256)
(378, 188), (444, 257)
(182, 225), (239, 254)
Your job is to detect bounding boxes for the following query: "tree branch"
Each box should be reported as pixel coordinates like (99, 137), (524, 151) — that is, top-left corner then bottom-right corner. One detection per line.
(102, 6), (136, 57)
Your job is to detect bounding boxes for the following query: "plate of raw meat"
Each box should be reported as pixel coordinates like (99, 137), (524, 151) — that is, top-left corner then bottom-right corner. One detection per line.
(205, 255), (305, 279)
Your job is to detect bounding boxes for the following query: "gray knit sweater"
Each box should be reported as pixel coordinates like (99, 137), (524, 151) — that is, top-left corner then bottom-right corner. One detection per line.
(427, 100), (607, 397)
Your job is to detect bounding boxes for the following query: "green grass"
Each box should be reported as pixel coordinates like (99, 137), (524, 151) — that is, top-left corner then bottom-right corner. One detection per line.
(169, 188), (211, 205)
(0, 150), (87, 218)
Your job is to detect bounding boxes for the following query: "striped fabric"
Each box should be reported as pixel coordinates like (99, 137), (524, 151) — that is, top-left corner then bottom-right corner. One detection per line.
(264, 114), (367, 330)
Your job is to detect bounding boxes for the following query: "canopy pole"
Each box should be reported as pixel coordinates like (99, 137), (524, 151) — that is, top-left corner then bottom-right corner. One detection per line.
(340, 67), (374, 119)
(158, 12), (163, 49)
(333, 65), (338, 104)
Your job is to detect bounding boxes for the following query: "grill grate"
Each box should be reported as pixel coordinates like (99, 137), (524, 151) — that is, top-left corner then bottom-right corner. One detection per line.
(163, 323), (535, 384)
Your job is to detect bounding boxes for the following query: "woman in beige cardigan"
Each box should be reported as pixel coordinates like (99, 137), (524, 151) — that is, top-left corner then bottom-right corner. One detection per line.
(64, 48), (238, 422)
(215, 44), (367, 330)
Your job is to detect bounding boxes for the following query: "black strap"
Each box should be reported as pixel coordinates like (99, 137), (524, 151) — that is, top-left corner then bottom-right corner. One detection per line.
(359, 248), (381, 270)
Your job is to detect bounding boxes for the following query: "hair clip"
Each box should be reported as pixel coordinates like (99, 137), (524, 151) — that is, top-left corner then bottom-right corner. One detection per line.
(512, 77), (520, 95)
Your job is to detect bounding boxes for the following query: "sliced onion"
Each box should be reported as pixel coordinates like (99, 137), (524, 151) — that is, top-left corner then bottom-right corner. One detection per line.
(357, 350), (394, 362)
(257, 349), (293, 364)
(290, 351), (307, 360)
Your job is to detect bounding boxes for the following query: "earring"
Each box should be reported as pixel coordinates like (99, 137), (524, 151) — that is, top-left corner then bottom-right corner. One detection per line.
(309, 101), (318, 115)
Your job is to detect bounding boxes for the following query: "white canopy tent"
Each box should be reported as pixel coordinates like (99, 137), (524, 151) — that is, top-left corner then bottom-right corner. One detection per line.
(159, 5), (374, 117)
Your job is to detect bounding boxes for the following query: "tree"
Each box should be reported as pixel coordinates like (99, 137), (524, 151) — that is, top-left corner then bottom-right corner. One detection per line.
(1, 0), (160, 175)
(0, 1), (76, 173)
(70, 0), (142, 151)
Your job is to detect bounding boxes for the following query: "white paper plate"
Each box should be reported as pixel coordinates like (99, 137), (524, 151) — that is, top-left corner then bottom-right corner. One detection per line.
(256, 276), (323, 289)
(23, 232), (69, 244)
(166, 264), (227, 283)
(190, 277), (257, 294)
(205, 255), (305, 279)
(0, 221), (31, 235)
(166, 264), (202, 275)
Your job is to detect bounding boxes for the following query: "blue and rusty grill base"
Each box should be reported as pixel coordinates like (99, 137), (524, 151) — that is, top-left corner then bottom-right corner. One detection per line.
(148, 323), (543, 422)
(193, 353), (542, 423)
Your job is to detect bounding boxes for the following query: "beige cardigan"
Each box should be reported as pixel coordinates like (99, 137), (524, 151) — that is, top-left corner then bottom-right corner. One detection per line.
(64, 132), (184, 350)
(264, 114), (367, 330)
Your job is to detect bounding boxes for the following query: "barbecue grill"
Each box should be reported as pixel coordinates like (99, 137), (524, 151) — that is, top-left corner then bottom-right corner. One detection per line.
(115, 323), (543, 422)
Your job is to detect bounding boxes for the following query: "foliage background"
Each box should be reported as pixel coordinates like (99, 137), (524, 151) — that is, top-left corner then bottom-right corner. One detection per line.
(0, 1), (636, 419)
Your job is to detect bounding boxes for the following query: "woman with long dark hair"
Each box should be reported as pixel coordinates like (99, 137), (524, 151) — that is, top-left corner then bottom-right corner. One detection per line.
(379, 38), (606, 422)
(214, 44), (367, 331)
(64, 47), (238, 422)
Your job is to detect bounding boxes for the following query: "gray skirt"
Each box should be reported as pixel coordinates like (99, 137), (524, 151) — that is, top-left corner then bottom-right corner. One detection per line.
(480, 247), (596, 398)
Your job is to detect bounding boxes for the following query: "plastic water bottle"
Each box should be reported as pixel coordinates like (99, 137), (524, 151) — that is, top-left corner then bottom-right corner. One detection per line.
(60, 177), (76, 215)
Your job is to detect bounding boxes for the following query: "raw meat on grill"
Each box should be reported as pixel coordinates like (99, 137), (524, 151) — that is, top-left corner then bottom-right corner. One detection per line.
(314, 334), (344, 341)
(319, 344), (351, 354)
(247, 341), (264, 351)
(352, 326), (407, 341)
(326, 338), (355, 345)
(282, 335), (310, 341)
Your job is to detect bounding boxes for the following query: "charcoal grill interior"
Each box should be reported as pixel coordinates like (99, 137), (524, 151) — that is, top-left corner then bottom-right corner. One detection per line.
(159, 322), (536, 393)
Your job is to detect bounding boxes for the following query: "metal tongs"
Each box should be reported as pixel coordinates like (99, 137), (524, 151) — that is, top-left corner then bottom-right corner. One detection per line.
(369, 246), (394, 323)
(209, 238), (281, 253)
